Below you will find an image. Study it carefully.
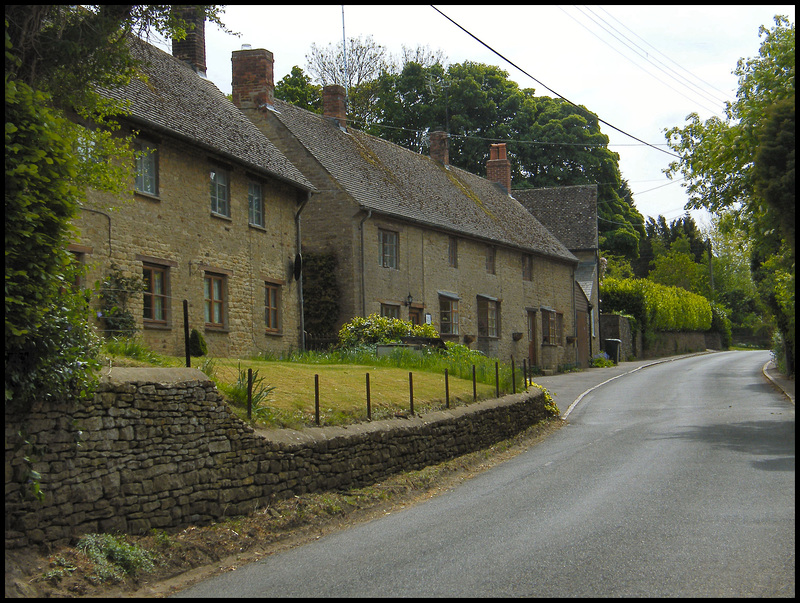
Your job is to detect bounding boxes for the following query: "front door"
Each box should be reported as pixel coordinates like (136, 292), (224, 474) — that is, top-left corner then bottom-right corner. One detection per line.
(408, 308), (421, 326)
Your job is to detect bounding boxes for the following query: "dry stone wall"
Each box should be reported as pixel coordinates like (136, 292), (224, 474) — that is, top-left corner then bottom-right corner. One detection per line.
(5, 368), (550, 549)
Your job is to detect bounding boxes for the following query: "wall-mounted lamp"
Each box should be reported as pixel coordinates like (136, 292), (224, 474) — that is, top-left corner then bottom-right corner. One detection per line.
(404, 292), (413, 306)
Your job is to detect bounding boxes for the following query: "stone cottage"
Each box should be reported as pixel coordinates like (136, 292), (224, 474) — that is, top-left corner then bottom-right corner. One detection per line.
(514, 185), (601, 366)
(70, 31), (316, 358)
(230, 46), (582, 370)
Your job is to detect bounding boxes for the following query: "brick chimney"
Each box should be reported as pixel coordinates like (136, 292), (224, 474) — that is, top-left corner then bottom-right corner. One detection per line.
(429, 131), (449, 165)
(172, 6), (207, 77)
(323, 85), (347, 130)
(486, 143), (511, 193)
(231, 48), (275, 110)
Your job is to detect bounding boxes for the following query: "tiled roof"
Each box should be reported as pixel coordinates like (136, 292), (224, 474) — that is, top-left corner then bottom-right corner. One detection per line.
(513, 186), (598, 252)
(100, 39), (315, 192)
(271, 99), (577, 264)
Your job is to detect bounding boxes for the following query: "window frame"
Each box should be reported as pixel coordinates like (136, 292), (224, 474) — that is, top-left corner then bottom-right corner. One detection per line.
(448, 236), (458, 268)
(142, 263), (169, 325)
(248, 179), (265, 228)
(380, 303), (400, 320)
(486, 245), (496, 275)
(439, 295), (459, 336)
(378, 229), (399, 269)
(541, 309), (563, 346)
(134, 140), (159, 196)
(522, 254), (533, 281)
(204, 272), (227, 329)
(264, 281), (281, 333)
(477, 296), (500, 338)
(209, 165), (231, 217)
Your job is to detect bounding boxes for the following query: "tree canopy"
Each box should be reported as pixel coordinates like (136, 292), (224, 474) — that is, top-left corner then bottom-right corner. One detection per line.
(5, 5), (227, 409)
(665, 15), (795, 375)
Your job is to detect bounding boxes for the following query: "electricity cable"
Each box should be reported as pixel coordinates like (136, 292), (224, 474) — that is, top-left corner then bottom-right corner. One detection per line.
(429, 5), (680, 159)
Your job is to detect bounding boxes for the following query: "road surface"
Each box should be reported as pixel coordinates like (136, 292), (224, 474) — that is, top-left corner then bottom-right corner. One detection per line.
(174, 350), (794, 597)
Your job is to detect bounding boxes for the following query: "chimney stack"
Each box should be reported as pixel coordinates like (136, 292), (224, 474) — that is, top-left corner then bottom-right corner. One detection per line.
(323, 85), (347, 130)
(430, 131), (449, 165)
(486, 143), (511, 193)
(231, 48), (275, 110)
(172, 7), (207, 77)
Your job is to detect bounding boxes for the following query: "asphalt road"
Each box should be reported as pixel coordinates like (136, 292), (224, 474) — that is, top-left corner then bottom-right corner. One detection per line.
(174, 350), (795, 597)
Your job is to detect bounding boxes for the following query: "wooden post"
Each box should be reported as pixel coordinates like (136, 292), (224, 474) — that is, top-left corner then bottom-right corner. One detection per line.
(314, 374), (320, 425)
(247, 368), (253, 421)
(366, 372), (371, 421)
(409, 372), (414, 415)
(445, 368), (450, 409)
(183, 300), (190, 367)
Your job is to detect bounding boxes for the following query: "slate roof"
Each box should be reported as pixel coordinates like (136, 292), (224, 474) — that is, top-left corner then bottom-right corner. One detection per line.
(513, 185), (598, 252)
(100, 39), (315, 192)
(270, 99), (577, 264)
(575, 260), (598, 302)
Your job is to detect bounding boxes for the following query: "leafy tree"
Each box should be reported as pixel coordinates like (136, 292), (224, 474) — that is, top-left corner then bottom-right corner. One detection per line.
(5, 5), (227, 409)
(647, 235), (710, 297)
(664, 15), (794, 375)
(753, 95), (795, 256)
(634, 215), (710, 278)
(275, 65), (322, 114)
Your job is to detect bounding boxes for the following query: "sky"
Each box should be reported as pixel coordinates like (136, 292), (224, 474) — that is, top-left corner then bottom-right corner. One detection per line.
(151, 5), (795, 229)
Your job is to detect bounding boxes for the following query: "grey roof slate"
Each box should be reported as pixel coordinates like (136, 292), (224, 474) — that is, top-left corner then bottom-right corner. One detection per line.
(100, 39), (315, 192)
(271, 99), (577, 264)
(513, 185), (598, 252)
(575, 260), (597, 301)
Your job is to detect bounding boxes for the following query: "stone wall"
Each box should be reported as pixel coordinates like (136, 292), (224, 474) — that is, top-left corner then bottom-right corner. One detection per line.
(600, 313), (722, 361)
(5, 368), (551, 549)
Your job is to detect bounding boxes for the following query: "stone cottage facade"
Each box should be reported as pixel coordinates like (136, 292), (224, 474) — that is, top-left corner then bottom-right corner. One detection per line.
(70, 35), (316, 358)
(230, 47), (581, 370)
(514, 186), (601, 366)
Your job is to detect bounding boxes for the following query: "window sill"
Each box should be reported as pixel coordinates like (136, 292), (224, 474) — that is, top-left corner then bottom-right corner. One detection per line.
(204, 325), (229, 333)
(143, 322), (171, 330)
(134, 191), (161, 202)
(264, 330), (283, 337)
(210, 212), (232, 222)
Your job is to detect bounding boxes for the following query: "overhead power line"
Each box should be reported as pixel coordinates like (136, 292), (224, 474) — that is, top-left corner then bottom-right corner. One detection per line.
(429, 5), (680, 159)
(597, 6), (735, 105)
(564, 6), (725, 116)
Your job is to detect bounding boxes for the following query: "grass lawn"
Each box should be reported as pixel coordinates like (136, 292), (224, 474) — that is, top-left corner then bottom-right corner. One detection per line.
(210, 358), (500, 426)
(103, 341), (517, 429)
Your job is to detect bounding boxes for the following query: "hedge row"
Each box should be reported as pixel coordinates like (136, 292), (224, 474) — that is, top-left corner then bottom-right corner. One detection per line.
(601, 278), (712, 333)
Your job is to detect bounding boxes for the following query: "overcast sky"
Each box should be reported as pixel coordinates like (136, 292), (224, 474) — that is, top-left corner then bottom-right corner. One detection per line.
(151, 5), (795, 229)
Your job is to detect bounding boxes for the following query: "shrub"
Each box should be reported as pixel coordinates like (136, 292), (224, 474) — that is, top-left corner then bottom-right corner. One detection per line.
(590, 352), (615, 367)
(76, 533), (155, 584)
(337, 314), (440, 349)
(601, 277), (712, 332)
(709, 302), (732, 349)
(189, 328), (208, 356)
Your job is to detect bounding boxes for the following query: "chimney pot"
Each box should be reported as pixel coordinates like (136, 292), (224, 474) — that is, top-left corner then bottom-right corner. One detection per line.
(430, 131), (449, 165)
(323, 85), (348, 130)
(172, 7), (207, 77)
(231, 48), (275, 110)
(487, 143), (511, 193)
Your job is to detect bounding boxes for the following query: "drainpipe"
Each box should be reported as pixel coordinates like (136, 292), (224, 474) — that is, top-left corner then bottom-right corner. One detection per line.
(359, 207), (372, 317)
(295, 191), (312, 351)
